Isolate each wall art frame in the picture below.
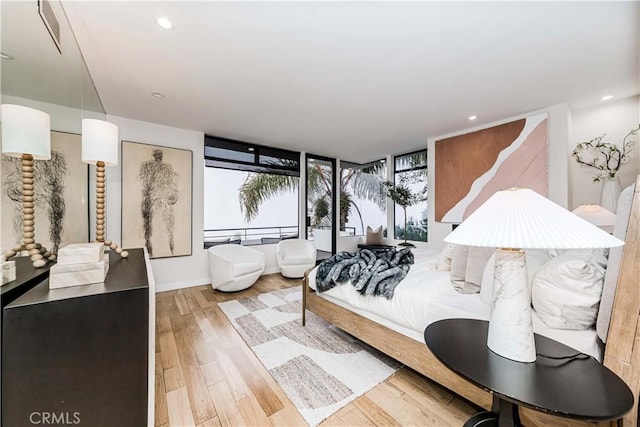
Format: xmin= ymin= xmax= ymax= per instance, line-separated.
xmin=2 ymin=130 xmax=89 ymax=254
xmin=434 ymin=113 xmax=549 ymax=223
xmin=121 ymin=140 xmax=193 ymax=259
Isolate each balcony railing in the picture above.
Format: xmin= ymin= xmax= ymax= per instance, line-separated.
xmin=204 ymin=225 xmax=299 ymax=244
xmin=203 ymin=225 xmax=357 ymax=248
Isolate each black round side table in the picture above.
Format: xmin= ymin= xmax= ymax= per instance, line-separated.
xmin=424 ymin=319 xmax=634 ymax=427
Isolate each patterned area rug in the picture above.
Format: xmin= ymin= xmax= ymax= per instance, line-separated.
xmin=218 ymin=286 xmax=400 ymax=426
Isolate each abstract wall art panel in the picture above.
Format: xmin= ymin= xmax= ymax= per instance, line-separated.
xmin=121 ymin=141 xmax=192 ymax=259
xmin=435 ymin=114 xmax=548 ymax=223
xmin=2 ymin=131 xmax=89 ymax=254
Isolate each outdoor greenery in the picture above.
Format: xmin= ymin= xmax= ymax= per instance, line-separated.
xmin=382 ymin=169 xmax=427 ymax=246
xmin=238 ymin=160 xmax=386 ymax=230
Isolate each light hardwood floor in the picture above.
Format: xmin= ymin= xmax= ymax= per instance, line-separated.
xmin=155 ymin=274 xmax=479 ymax=427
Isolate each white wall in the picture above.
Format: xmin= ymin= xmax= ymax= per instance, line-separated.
xmin=105 ymin=115 xmax=209 ymax=292
xmin=427 ymin=104 xmax=571 ymax=251
xmin=569 ymin=95 xmax=639 ymax=210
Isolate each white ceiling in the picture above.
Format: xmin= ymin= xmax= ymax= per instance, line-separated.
xmin=61 ymin=1 xmax=639 ymax=162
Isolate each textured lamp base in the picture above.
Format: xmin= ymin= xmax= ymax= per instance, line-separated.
xmin=3 ymin=155 xmax=56 ymax=268
xmin=95 ymin=161 xmax=128 ymax=258
xmin=487 ymin=249 xmax=536 ymax=363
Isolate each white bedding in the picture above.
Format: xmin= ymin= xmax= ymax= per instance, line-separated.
xmin=308 ymin=249 xmax=602 ymax=361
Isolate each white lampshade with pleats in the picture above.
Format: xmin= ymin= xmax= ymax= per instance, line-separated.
xmin=445 ymin=188 xmax=624 ymax=363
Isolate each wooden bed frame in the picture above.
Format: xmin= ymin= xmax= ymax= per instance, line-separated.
xmin=302 ymin=176 xmax=640 ymax=427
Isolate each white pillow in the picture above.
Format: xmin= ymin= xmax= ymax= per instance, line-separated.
xmin=532 ymin=252 xmax=607 ymax=330
xmin=479 ymin=249 xmax=551 ymax=305
xmin=436 ymin=243 xmax=455 ymax=271
xmin=450 ymin=246 xmax=493 ymax=294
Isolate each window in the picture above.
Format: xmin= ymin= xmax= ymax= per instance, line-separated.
xmin=394 ymin=150 xmax=427 ymax=242
xmin=204 ymin=135 xmax=300 ymax=246
xmin=340 ymin=159 xmax=387 ymax=236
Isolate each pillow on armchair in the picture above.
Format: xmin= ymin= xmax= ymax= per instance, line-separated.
xmin=365 ymin=226 xmax=384 ymax=245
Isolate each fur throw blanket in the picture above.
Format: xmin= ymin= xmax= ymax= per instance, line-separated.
xmin=316 ymin=248 xmax=414 ymax=299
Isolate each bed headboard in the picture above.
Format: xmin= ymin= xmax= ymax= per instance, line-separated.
xmin=603 ymin=175 xmax=640 ymax=426
xmin=597 ymin=183 xmax=637 ymax=342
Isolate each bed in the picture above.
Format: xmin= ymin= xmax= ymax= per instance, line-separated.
xmin=302 ymin=176 xmax=640 ymax=427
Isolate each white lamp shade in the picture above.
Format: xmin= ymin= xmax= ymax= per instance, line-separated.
xmin=572 ymin=204 xmax=616 ymax=228
xmin=82 ymin=119 xmax=118 ymax=166
xmin=445 ymin=188 xmax=624 ymax=249
xmin=1 ymin=104 xmax=51 ymax=159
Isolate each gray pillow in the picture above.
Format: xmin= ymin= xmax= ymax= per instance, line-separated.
xmin=365 ymin=226 xmax=384 ymax=245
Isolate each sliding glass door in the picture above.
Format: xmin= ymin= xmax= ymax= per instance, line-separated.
xmin=305 ymin=155 xmax=336 ymax=256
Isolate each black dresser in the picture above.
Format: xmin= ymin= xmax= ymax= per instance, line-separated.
xmin=2 ymin=248 xmax=152 ymax=427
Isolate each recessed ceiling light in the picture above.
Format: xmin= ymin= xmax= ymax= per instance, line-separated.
xmin=156 ymin=16 xmax=173 ymax=30
xmin=152 ymin=92 xmax=165 ymax=98
xmin=468 ymin=115 xmax=477 ymax=121
xmin=1 ymin=52 xmax=14 ymax=60
xmin=248 ymin=147 xmax=255 ymax=152
xmin=601 ymin=95 xmax=614 ymax=101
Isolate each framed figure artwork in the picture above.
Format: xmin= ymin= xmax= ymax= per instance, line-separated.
xmin=1 ymin=130 xmax=89 ymax=254
xmin=121 ymin=141 xmax=192 ymax=259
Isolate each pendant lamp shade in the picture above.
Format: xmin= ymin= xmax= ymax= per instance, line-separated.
xmin=82 ymin=119 xmax=118 ymax=166
xmin=444 ymin=188 xmax=624 ymax=249
xmin=1 ymin=104 xmax=51 ymax=159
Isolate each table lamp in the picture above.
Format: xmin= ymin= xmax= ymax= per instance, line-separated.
xmin=81 ymin=119 xmax=128 ymax=258
xmin=444 ymin=188 xmax=624 ymax=363
xmin=572 ymin=204 xmax=616 ymax=233
xmin=1 ymin=104 xmax=54 ymax=268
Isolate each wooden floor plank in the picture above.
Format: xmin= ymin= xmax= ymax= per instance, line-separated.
xmin=208 ymin=381 xmax=247 ymax=427
xmin=231 ymin=345 xmax=284 ymax=416
xmin=172 ymin=313 xmax=218 ymax=424
xmin=158 ymin=316 xmax=180 ymax=370
xmin=164 ymin=366 xmax=185 ymax=393
xmin=201 ymin=359 xmax=226 ymax=387
xmin=196 ymin=416 xmax=222 ymax=427
xmin=166 ymin=387 xmax=196 ymax=427
xmin=154 ymin=351 xmax=169 ymax=426
xmin=237 ymin=393 xmax=271 ymax=426
xmin=175 ymin=294 xmax=191 ymax=315
xmin=352 ymin=395 xmax=401 ymax=427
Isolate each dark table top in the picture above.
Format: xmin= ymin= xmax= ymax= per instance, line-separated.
xmin=5 ymin=249 xmax=148 ymax=309
xmin=424 ymin=319 xmax=634 ymax=422
xmin=1 ymin=256 xmax=53 ymax=307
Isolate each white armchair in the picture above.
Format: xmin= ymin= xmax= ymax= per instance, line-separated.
xmin=208 ymin=244 xmax=266 ymax=292
xmin=276 ymin=239 xmax=317 ymax=278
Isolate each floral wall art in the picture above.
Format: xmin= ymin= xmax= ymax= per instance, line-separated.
xmin=434 ymin=114 xmax=549 ymax=223
xmin=121 ymin=141 xmax=192 ymax=259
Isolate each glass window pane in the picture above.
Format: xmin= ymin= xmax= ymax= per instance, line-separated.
xmin=205 ymin=146 xmax=254 ymax=163
xmin=340 ymin=159 xmax=387 ymax=236
xmin=395 ymin=151 xmax=427 ymax=172
xmin=307 ymin=157 xmax=334 ymax=254
xmin=394 ymin=150 xmax=427 ymax=242
xmin=204 ymin=167 xmax=299 ymax=245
